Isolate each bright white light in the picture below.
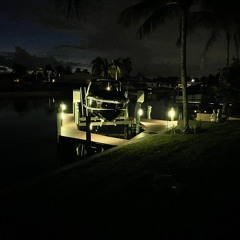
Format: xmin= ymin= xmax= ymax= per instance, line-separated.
xmin=191 ymin=78 xmax=195 ymax=82
xmin=106 ymin=82 xmax=111 ymax=91
xmin=168 ymin=107 xmax=175 ymax=121
xmin=60 ymin=103 xmax=67 ymax=111
xmin=138 ymin=108 xmax=143 ymax=116
xmin=61 ymin=112 xmax=64 ymax=120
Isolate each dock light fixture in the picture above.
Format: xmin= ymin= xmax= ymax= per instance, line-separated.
xmin=60 ymin=103 xmax=67 ymax=111
xmin=106 ymin=82 xmax=111 ymax=91
xmin=168 ymin=107 xmax=175 ymax=121
xmin=60 ymin=102 xmax=67 ymax=120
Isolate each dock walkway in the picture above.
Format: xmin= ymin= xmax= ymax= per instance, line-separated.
xmin=59 ymin=113 xmax=177 ymax=145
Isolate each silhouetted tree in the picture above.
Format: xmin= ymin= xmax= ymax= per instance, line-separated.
xmin=201 ymin=1 xmax=240 ymax=66
xmin=120 ymin=1 xmax=190 ymax=129
xmin=92 ymin=57 xmax=110 ymax=78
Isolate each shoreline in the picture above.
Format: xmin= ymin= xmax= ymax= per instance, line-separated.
xmin=0 ymin=90 xmax=64 ymax=98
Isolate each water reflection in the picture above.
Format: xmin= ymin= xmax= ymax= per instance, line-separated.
xmin=0 ymin=97 xmax=60 ymax=189
xmin=0 ymin=92 xmax=172 ymax=190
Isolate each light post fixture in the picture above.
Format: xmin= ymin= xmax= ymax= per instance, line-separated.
xmin=168 ymin=107 xmax=175 ymax=122
xmin=57 ymin=102 xmax=67 ymax=143
xmin=136 ymin=104 xmax=143 ymax=134
xmin=167 ymin=107 xmax=176 ymax=130
xmin=60 ymin=102 xmax=67 ymax=120
xmin=135 ymin=90 xmax=144 ymax=135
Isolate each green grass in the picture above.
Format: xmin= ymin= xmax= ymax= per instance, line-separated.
xmin=1 ymin=120 xmax=240 ymax=239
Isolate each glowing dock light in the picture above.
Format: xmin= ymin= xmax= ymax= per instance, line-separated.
xmin=168 ymin=107 xmax=175 ymax=121
xmin=60 ymin=102 xmax=67 ymax=120
xmin=106 ymin=82 xmax=111 ymax=91
xmin=60 ymin=103 xmax=67 ymax=111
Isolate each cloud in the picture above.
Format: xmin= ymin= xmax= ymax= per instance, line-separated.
xmin=54 ymin=43 xmax=96 ymax=51
xmin=1 ymin=0 xmax=227 ymax=77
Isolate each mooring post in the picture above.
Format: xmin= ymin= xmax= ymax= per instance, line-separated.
xmin=136 ymin=102 xmax=141 ymax=134
xmin=86 ymin=115 xmax=91 ymax=152
xmin=56 ymin=112 xmax=62 ymax=143
xmin=124 ymin=124 xmax=129 ymax=139
xmin=147 ymin=105 xmax=152 ymax=119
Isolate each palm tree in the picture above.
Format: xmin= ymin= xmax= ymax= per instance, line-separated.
xmin=110 ymin=58 xmax=122 ymax=80
xmin=92 ymin=57 xmax=110 ymax=78
xmin=200 ymin=1 xmax=240 ymax=66
xmin=121 ymin=57 xmax=133 ymax=79
xmin=92 ymin=57 xmax=104 ymax=77
xmin=53 ymin=0 xmax=80 ymax=19
xmin=118 ymin=0 xmax=202 ymax=130
xmin=66 ymin=0 xmax=80 ymax=19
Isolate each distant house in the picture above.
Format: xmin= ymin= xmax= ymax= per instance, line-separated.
xmin=56 ymin=72 xmax=93 ymax=85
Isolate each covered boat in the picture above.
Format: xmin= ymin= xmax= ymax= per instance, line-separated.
xmin=84 ymin=79 xmax=129 ymax=121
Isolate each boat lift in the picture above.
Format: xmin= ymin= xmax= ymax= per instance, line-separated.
xmin=73 ymin=88 xmax=132 ymax=147
xmin=73 ymin=87 xmax=145 ymax=138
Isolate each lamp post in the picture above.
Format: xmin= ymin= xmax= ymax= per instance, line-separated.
xmin=167 ymin=107 xmax=175 ymax=129
xmin=135 ymin=90 xmax=144 ymax=135
xmin=60 ymin=102 xmax=67 ymax=125
xmin=136 ymin=104 xmax=143 ymax=134
xmin=168 ymin=107 xmax=175 ymax=121
xmin=57 ymin=102 xmax=67 ymax=144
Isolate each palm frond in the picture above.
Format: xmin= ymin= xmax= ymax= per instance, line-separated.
xmin=136 ymin=4 xmax=180 ymax=38
xmin=187 ymin=11 xmax=215 ymax=30
xmin=65 ymin=0 xmax=81 ymax=20
xmin=203 ymin=30 xmax=221 ymax=57
xmin=73 ymin=0 xmax=80 ymax=19
xmin=118 ymin=0 xmax=164 ymax=27
xmin=233 ymin=32 xmax=240 ymax=58
xmin=66 ymin=0 xmax=72 ymax=19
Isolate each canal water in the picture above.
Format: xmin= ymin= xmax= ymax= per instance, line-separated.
xmin=0 ymin=91 xmax=174 ymax=190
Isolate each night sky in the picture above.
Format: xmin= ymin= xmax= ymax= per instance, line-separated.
xmin=0 ymin=0 xmax=229 ymax=77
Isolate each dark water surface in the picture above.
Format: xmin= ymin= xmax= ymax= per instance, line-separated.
xmin=0 ymin=92 xmax=173 ymax=190
xmin=0 ymin=96 xmax=66 ymax=189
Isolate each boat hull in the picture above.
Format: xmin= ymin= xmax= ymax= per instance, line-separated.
xmin=85 ymin=96 xmax=128 ymax=121
xmin=84 ymin=79 xmax=129 ymax=122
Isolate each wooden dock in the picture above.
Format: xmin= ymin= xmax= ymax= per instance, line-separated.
xmin=59 ymin=114 xmax=129 ymax=146
xmin=58 ymin=113 xmax=177 ymax=146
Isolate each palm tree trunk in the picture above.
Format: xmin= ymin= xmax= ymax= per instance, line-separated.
xmin=115 ymin=67 xmax=118 ymax=80
xmin=180 ymin=9 xmax=189 ymax=130
xmin=226 ymin=32 xmax=230 ymax=66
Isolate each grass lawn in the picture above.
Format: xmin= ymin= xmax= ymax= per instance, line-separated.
xmin=1 ymin=120 xmax=240 ymax=239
